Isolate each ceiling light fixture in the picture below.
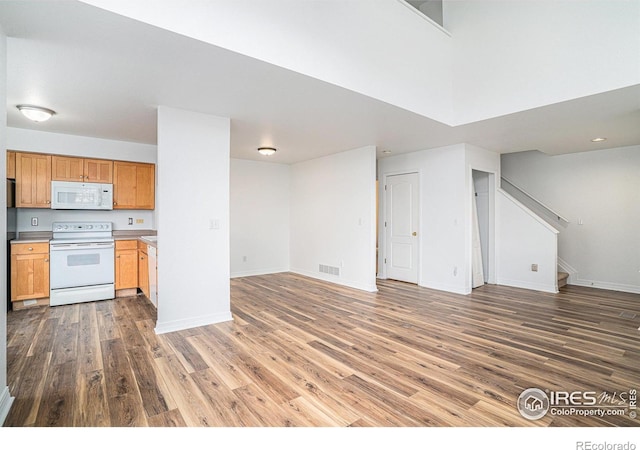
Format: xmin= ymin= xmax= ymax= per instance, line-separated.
xmin=591 ymin=137 xmax=607 ymax=142
xmin=382 ymin=150 xmax=392 ymax=154
xmin=257 ymin=147 xmax=276 ymax=156
xmin=17 ymin=105 xmax=56 ymax=122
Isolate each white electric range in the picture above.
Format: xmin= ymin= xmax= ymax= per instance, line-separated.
xmin=49 ymin=221 xmax=115 ymax=306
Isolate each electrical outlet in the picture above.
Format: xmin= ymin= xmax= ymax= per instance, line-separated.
xmin=31 ymin=217 xmax=38 ymax=226
xmin=128 ymin=217 xmax=133 ymax=225
xmin=136 ymin=218 xmax=144 ymax=224
xmin=531 ymin=264 xmax=538 ymax=272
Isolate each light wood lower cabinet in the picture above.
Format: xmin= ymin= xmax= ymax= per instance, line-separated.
xmin=115 ymin=240 xmax=138 ymax=290
xmin=138 ymin=242 xmax=150 ymax=300
xmin=11 ymin=242 xmax=50 ymax=304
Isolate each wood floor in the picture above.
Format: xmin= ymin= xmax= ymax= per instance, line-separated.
xmin=4 ymin=273 xmax=640 ymax=427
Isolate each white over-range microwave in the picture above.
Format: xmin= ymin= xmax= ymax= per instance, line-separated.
xmin=51 ymin=181 xmax=113 ymax=210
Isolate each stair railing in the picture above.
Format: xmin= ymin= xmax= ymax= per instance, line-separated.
xmin=501 ymin=176 xmax=570 ymax=224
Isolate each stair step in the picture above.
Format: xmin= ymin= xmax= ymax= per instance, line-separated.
xmin=557 ymin=271 xmax=569 ymax=288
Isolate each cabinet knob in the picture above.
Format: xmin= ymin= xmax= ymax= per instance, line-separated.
xmin=46 ymin=200 xmax=51 ymax=204
xmin=141 ymin=256 xmax=145 ymax=260
xmin=44 ymin=259 xmax=49 ymax=262
xmin=113 ymin=202 xmax=117 ymax=205
xmin=116 ymin=255 xmax=121 ymax=258
xmin=28 ymin=247 xmax=33 ymax=251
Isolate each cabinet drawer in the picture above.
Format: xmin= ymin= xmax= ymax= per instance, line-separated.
xmin=11 ymin=242 xmax=49 ymax=255
xmin=116 ymin=240 xmax=138 ymax=250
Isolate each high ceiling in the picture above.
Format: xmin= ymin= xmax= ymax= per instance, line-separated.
xmin=1 ymin=1 xmax=639 ymax=164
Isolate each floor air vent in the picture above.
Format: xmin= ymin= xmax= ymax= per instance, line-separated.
xmin=619 ymin=311 xmax=637 ymax=319
xmin=319 ymin=264 xmax=340 ymax=276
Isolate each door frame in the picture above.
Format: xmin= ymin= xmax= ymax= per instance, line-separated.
xmin=379 ymin=170 xmax=421 ymax=283
xmin=468 ymin=167 xmax=497 ymax=290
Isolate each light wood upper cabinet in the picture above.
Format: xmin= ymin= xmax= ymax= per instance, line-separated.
xmin=113 ymin=161 xmax=155 ymax=210
xmin=11 ymin=242 xmax=50 ymax=302
xmin=84 ymin=158 xmax=113 ymax=183
xmin=115 ymin=240 xmax=138 ymax=290
xmin=52 ymin=156 xmax=113 ymax=183
xmin=15 ymin=152 xmax=51 ymax=208
xmin=7 ymin=150 xmax=16 ymax=179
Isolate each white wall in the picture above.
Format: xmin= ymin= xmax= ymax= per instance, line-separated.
xmin=378 ymin=143 xmax=499 ymax=295
xmin=230 ymin=158 xmax=290 ymax=277
xmin=7 ymin=127 xmax=157 ymax=232
xmin=156 ymin=106 xmax=232 ymax=334
xmin=447 ymin=0 xmax=640 ymax=124
xmin=290 ymin=145 xmax=377 ymax=292
xmin=502 ymin=147 xmax=640 ymax=293
xmin=496 ymin=190 xmax=559 ymax=293
xmin=7 ymin=127 xmax=157 ymax=163
xmin=0 ymin=24 xmax=14 ymax=426
xmin=82 ymin=0 xmax=454 ymax=124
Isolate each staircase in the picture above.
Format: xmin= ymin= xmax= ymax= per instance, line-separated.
xmin=557 ymin=271 xmax=569 ymax=289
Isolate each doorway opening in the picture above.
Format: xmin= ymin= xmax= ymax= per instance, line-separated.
xmin=471 ymin=170 xmax=495 ymax=288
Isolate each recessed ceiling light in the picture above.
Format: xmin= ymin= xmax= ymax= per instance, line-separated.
xmin=257 ymin=147 xmax=276 ymax=156
xmin=17 ymin=104 xmax=56 ymax=122
xmin=591 ymin=137 xmax=607 ymax=142
xmin=382 ymin=150 xmax=392 ymax=154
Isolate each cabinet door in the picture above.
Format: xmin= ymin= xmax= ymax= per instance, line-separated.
xmin=11 ymin=253 xmax=50 ymax=301
xmin=51 ymin=156 xmax=84 ymax=182
xmin=113 ymin=161 xmax=155 ymax=210
xmin=15 ymin=152 xmax=52 ymax=208
xmin=138 ymin=250 xmax=149 ymax=299
xmin=84 ymin=158 xmax=113 ymax=183
xmin=135 ymin=163 xmax=155 ymax=210
xmin=116 ymin=249 xmax=138 ymax=289
xmin=6 ymin=150 xmax=16 ymax=179
xmin=113 ymin=162 xmax=138 ymax=209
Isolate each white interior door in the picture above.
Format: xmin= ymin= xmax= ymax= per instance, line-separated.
xmin=385 ymin=173 xmax=419 ymax=283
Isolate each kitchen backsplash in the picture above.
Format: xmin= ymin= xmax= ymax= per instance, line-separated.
xmin=15 ymin=208 xmax=155 ymax=232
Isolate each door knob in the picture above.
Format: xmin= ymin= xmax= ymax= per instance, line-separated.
xmin=412 ymin=232 xmax=417 ymax=236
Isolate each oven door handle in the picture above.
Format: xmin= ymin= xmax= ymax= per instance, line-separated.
xmin=50 ymin=243 xmax=115 ymax=251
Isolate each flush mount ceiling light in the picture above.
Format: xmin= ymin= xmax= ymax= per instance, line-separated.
xmin=17 ymin=105 xmax=56 ymax=122
xmin=257 ymin=147 xmax=277 ymax=156
xmin=591 ymin=137 xmax=607 ymax=142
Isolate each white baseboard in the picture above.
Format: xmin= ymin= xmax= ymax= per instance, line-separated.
xmin=290 ymin=268 xmax=378 ymax=293
xmin=154 ymin=311 xmax=233 ymax=335
xmin=420 ymin=280 xmax=470 ymax=295
xmin=569 ymin=278 xmax=640 ymax=295
xmin=0 ymin=386 xmax=14 ymax=426
xmin=496 ymin=277 xmax=558 ymax=294
xmin=230 ymin=267 xmax=289 ymax=279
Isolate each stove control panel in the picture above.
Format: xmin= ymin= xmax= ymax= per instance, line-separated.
xmin=52 ymin=222 xmax=113 ymax=233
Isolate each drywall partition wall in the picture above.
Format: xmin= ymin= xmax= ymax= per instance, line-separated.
xmin=290 ymin=145 xmax=377 ymax=292
xmin=502 ymin=147 xmax=640 ymax=293
xmin=378 ymin=144 xmax=468 ymax=294
xmin=447 ymin=0 xmax=640 ymax=124
xmin=230 ymin=158 xmax=290 ymax=277
xmin=0 ymin=25 xmax=14 ymax=426
xmin=156 ymin=106 xmax=232 ymax=333
xmin=7 ymin=127 xmax=157 ymax=232
xmin=496 ymin=190 xmax=558 ymax=293
xmin=82 ymin=0 xmax=454 ymax=124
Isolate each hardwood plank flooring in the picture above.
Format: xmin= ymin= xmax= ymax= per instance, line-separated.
xmin=4 ymin=273 xmax=640 ymax=427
